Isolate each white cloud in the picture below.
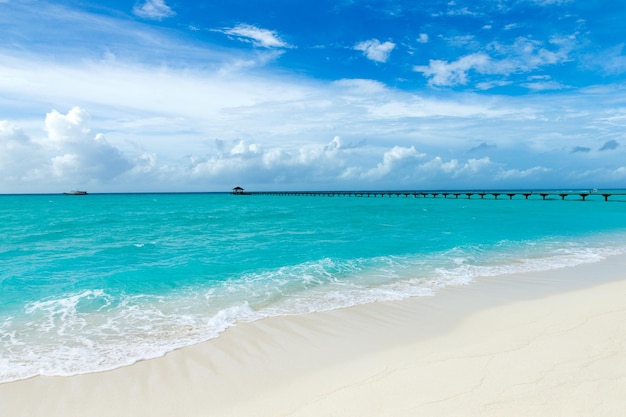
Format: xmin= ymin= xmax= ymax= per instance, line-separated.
xmin=446 ymin=6 xmax=479 ymax=16
xmin=507 ymin=36 xmax=574 ymax=68
xmin=531 ymin=0 xmax=573 ymax=5
xmin=0 ymin=108 xmax=133 ymax=190
xmin=43 ymin=107 xmax=92 ymax=148
xmin=475 ymin=80 xmax=513 ymax=90
xmin=363 ymin=146 xmax=424 ymax=180
xmin=43 ymin=108 xmax=132 ymax=181
xmin=332 ymin=78 xmax=388 ymax=94
xmin=419 ymin=156 xmax=460 ymax=174
xmin=420 ymin=157 xmax=497 ymax=179
xmin=2 ymin=98 xmax=624 ymax=192
xmin=133 ymin=0 xmax=175 ymax=21
xmin=354 ymin=39 xmax=396 ymax=63
xmin=412 ymin=157 xmax=553 ymax=186
xmin=0 ymin=28 xmax=625 ymax=192
xmin=3 ymin=0 xmax=626 ymax=193
xmin=230 ymin=140 xmax=262 ymax=157
xmin=497 ymin=166 xmax=551 ymax=180
xmin=222 ymin=24 xmax=291 ymax=48
xmin=1 ymin=50 xmax=614 ymax=191
xmin=0 ymin=121 xmax=28 ymax=143
xmin=0 ymin=121 xmax=46 ymax=182
xmin=414 ymin=36 xmax=575 ymax=87
xmin=460 ymin=157 xmax=494 ymax=174
xmin=587 ymin=44 xmax=626 ymax=75
xmin=178 ymin=136 xmax=356 ymax=187
xmin=414 ymin=53 xmax=492 ymax=86
xmin=522 ymin=80 xmax=566 ymax=91
xmin=445 ymin=35 xmax=478 ymax=48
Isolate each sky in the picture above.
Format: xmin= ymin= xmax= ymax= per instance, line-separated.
xmin=1 ymin=0 xmax=626 ymax=193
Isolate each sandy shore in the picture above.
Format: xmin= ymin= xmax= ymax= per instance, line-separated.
xmin=2 ymin=255 xmax=626 ymax=417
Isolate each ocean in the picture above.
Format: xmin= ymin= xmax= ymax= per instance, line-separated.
xmin=2 ymin=191 xmax=626 ymax=383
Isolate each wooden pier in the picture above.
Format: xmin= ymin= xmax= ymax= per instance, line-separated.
xmin=245 ymin=190 xmax=626 ymax=202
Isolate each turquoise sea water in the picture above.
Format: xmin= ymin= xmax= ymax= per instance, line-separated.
xmin=1 ymin=191 xmax=626 ymax=382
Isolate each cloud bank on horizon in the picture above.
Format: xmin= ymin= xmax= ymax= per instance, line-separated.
xmin=1 ymin=0 xmax=626 ymax=193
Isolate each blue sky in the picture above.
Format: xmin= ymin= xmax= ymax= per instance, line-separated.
xmin=1 ymin=0 xmax=625 ymax=192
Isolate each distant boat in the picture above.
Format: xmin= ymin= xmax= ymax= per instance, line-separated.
xmin=63 ymin=190 xmax=88 ymax=195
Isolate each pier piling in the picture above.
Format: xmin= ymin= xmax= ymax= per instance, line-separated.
xmin=248 ymin=190 xmax=625 ymax=202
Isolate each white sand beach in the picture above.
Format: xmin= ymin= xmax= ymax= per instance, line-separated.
xmin=2 ymin=254 xmax=626 ymax=417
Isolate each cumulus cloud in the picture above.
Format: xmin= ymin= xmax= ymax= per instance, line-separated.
xmin=230 ymin=139 xmax=262 ymax=157
xmin=167 ymin=137 xmax=525 ymax=191
xmin=456 ymin=157 xmax=494 ymax=176
xmin=180 ymin=136 xmax=356 ymax=187
xmin=362 ymin=145 xmax=424 ymax=180
xmin=43 ymin=108 xmax=133 ymax=181
xmin=354 ymin=39 xmax=396 ymax=63
xmin=133 ymin=0 xmax=175 ymax=21
xmin=0 ymin=108 xmax=133 ymax=191
xmin=2 ymin=106 xmax=615 ymax=192
xmin=221 ymin=24 xmax=291 ymax=48
xmin=0 ymin=121 xmax=46 ymax=182
xmin=496 ymin=166 xmax=551 ymax=180
xmin=0 ymin=121 xmax=29 ymax=144
xmin=44 ymin=107 xmax=93 ymax=148
xmin=417 ymin=33 xmax=429 ymax=43
xmin=418 ymin=156 xmax=460 ymax=175
xmin=2 ymin=45 xmax=625 ymax=192
xmin=408 ymin=156 xmax=553 ymax=187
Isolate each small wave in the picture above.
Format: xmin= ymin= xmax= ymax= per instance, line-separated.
xmin=2 ymin=233 xmax=626 ymax=383
xmin=0 ymin=290 xmax=261 ymax=383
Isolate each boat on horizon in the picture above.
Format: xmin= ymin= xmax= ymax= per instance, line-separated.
xmin=63 ymin=190 xmax=88 ymax=195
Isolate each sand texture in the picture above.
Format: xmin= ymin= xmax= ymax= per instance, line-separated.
xmin=2 ymin=255 xmax=626 ymax=416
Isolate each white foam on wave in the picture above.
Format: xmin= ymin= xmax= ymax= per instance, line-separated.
xmin=256 ymin=233 xmax=626 ymax=316
xmin=3 ymin=232 xmax=626 ymax=383
xmin=0 ymin=288 xmax=261 ymax=383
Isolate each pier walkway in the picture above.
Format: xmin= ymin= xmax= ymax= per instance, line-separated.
xmin=245 ymin=190 xmax=626 ymax=202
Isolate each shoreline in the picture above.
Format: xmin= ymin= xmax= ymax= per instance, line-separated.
xmin=2 ymin=254 xmax=626 ymax=416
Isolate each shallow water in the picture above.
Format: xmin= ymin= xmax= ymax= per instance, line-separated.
xmin=2 ymin=191 xmax=626 ymax=382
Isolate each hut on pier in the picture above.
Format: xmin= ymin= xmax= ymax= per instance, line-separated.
xmin=232 ymin=186 xmax=245 ymax=195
